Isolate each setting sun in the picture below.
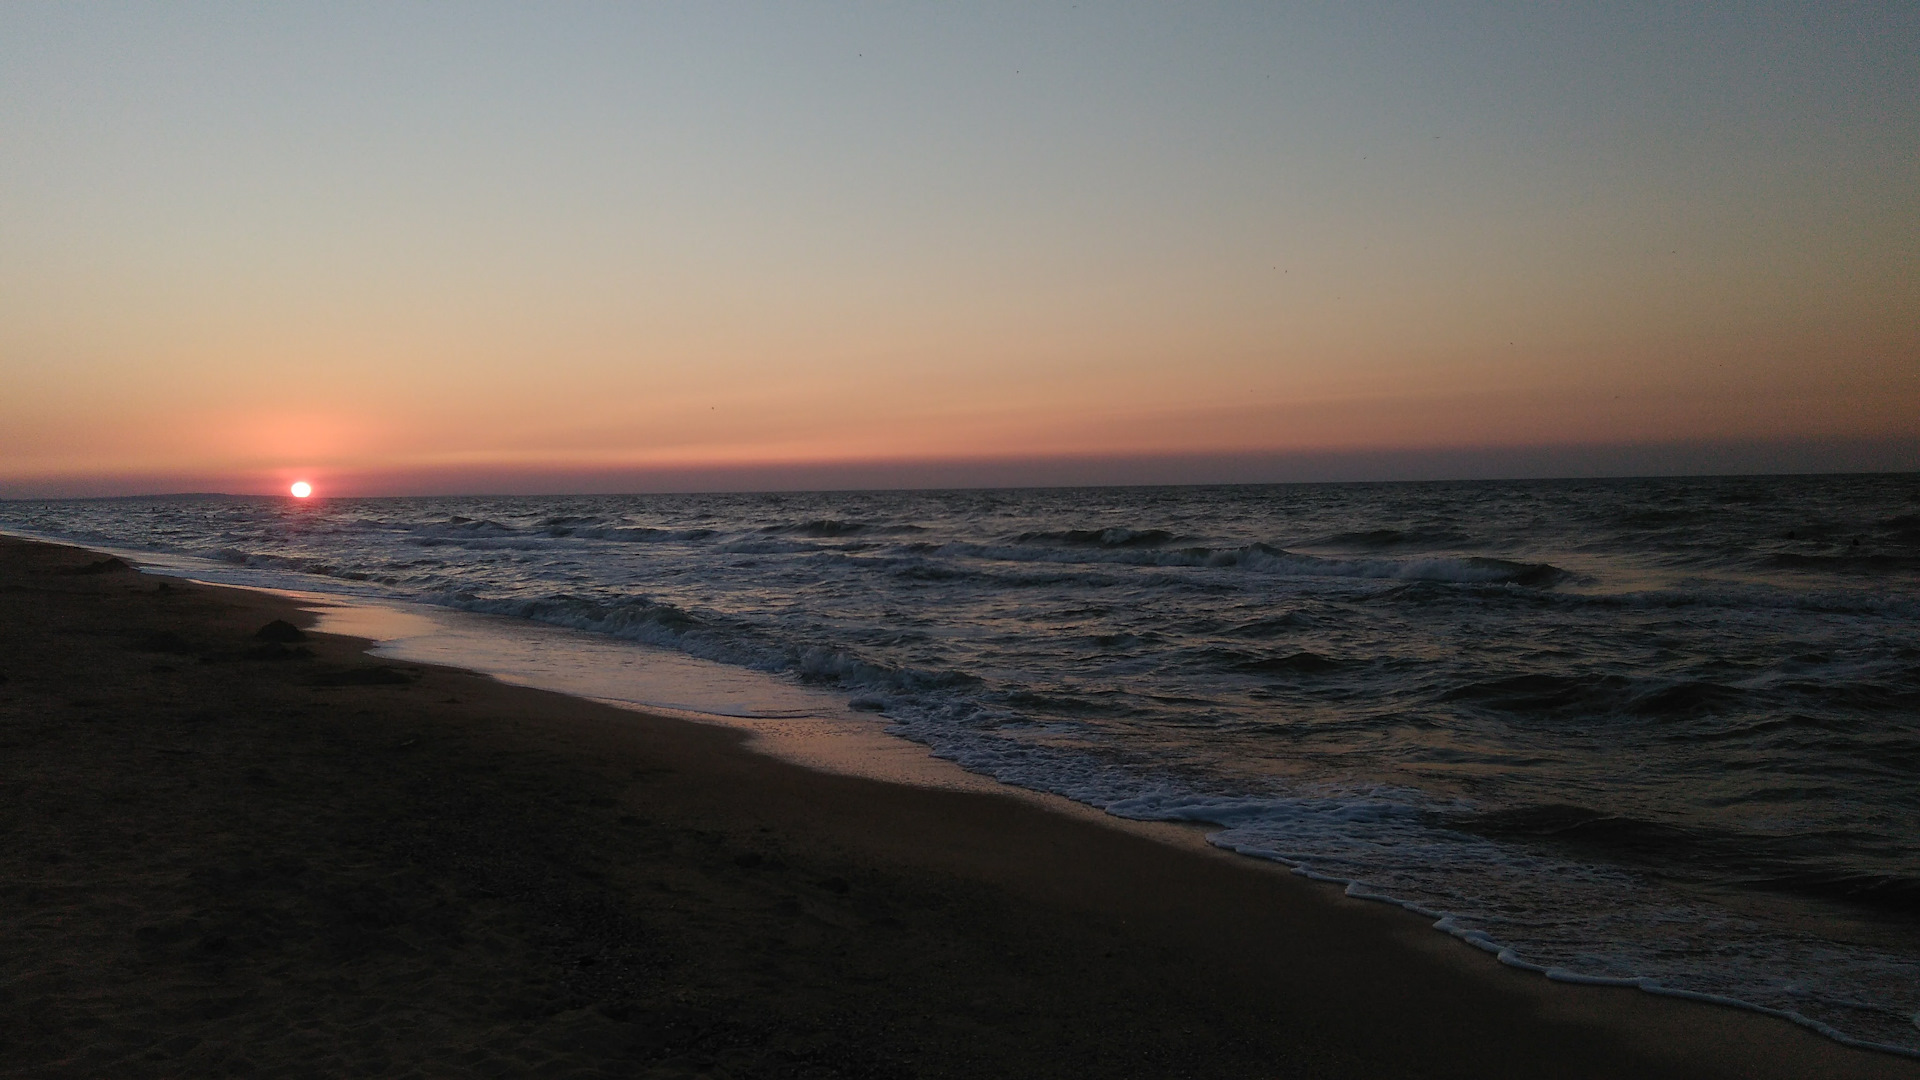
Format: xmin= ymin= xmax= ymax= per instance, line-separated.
xmin=290 ymin=481 xmax=312 ymax=498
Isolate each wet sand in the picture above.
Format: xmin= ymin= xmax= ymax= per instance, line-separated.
xmin=2 ymin=534 xmax=1913 ymax=1079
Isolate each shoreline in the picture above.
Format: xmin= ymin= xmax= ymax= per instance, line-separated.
xmin=2 ymin=533 xmax=1913 ymax=1078
xmin=18 ymin=523 xmax=1920 ymax=1058
xmin=253 ymin=575 xmax=1920 ymax=1060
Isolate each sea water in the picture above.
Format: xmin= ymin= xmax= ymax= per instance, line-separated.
xmin=5 ymin=475 xmax=1917 ymax=1052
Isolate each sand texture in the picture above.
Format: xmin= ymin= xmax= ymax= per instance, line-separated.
xmin=1 ymin=535 xmax=1913 ymax=1079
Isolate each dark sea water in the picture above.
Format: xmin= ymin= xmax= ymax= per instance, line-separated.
xmin=6 ymin=474 xmax=1919 ymax=1051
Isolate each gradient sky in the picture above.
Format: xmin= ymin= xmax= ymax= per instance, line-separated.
xmin=3 ymin=2 xmax=1916 ymax=495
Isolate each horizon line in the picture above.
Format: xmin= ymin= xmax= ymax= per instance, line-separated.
xmin=7 ymin=468 xmax=1918 ymax=504
xmin=4 ymin=434 xmax=1915 ymax=500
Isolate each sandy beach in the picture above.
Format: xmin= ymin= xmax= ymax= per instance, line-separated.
xmin=1 ymin=533 xmax=1913 ymax=1079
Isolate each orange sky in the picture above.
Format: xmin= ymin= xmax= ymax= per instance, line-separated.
xmin=3 ymin=5 xmax=1915 ymax=496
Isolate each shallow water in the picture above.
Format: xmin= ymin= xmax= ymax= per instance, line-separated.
xmin=6 ymin=475 xmax=1918 ymax=1051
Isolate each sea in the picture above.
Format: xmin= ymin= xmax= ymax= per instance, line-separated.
xmin=5 ymin=474 xmax=1917 ymax=1053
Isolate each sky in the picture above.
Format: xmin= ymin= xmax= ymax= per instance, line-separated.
xmin=2 ymin=2 xmax=1916 ymax=497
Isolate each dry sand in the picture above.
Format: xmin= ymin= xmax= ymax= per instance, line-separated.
xmin=2 ymin=534 xmax=1914 ymax=1079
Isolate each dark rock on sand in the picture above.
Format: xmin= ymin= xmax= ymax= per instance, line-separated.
xmin=254 ymin=619 xmax=307 ymax=642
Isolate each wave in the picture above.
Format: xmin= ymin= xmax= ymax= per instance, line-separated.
xmin=1232 ymin=650 xmax=1350 ymax=674
xmin=437 ymin=516 xmax=515 ymax=533
xmin=1455 ymin=804 xmax=1920 ymax=919
xmin=1767 ymin=551 xmax=1920 ymax=573
xmin=1456 ymin=803 xmax=1698 ymax=854
xmin=1440 ymin=673 xmax=1611 ymax=712
xmin=1313 ymin=526 xmax=1473 ymax=549
xmin=1012 ymin=527 xmax=1181 ymax=548
xmin=950 ymin=540 xmax=1572 ymax=586
xmin=1384 ymin=580 xmax=1920 ymax=621
xmin=1227 ymin=612 xmax=1317 ymax=637
xmin=763 ymin=518 xmax=868 ymax=537
xmin=574 ymin=525 xmax=714 ymax=543
xmin=411 ymin=518 xmax=724 ymax=545
xmin=890 ymin=556 xmax=1226 ymax=592
xmin=438 ymin=590 xmax=981 ymax=697
xmin=207 ymin=547 xmax=387 ymax=583
xmin=1629 ymin=681 xmax=1747 ymax=715
xmin=760 ymin=519 xmax=927 ymax=538
xmin=1439 ymin=674 xmax=1752 ymax=718
xmin=1741 ymin=871 xmax=1920 ymax=916
xmin=556 ymin=525 xmax=661 ymax=541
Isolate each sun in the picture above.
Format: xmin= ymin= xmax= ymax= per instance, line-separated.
xmin=290 ymin=481 xmax=313 ymax=498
